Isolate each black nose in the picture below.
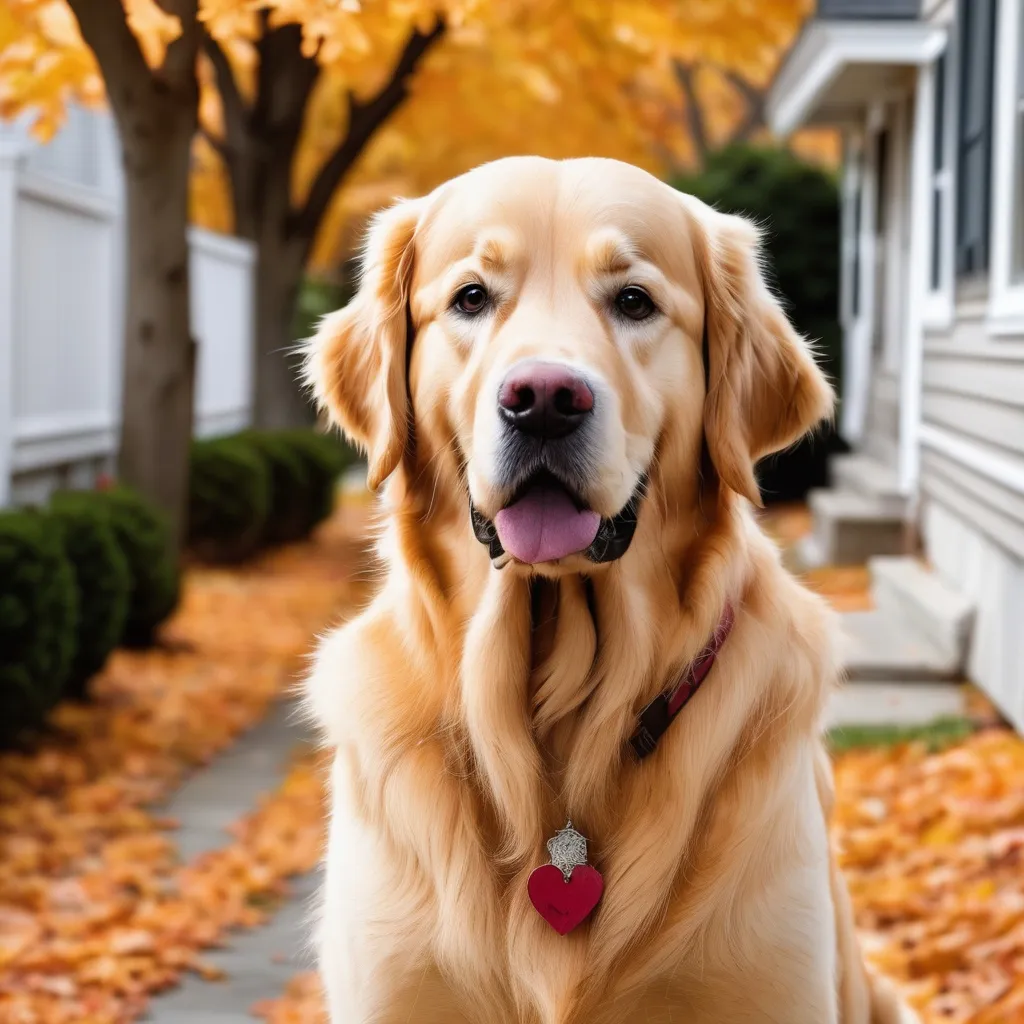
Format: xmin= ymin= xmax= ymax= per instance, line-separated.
xmin=498 ymin=361 xmax=594 ymax=440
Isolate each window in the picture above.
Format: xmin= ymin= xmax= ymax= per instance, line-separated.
xmin=955 ymin=0 xmax=996 ymax=277
xmin=872 ymin=127 xmax=890 ymax=354
xmin=930 ymin=52 xmax=950 ymax=292
xmin=988 ymin=0 xmax=1024 ymax=327
xmin=1011 ymin=10 xmax=1024 ymax=280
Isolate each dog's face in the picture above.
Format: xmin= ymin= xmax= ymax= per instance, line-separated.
xmin=308 ymin=157 xmax=831 ymax=571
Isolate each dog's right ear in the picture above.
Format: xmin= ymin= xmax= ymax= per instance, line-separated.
xmin=305 ymin=199 xmax=421 ymax=491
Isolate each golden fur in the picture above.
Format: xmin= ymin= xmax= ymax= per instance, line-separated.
xmin=304 ymin=156 xmax=903 ymax=1023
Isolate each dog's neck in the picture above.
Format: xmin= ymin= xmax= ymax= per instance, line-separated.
xmin=382 ymin=463 xmax=750 ymax=862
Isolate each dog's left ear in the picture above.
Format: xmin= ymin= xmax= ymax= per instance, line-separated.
xmin=304 ymin=199 xmax=421 ymax=490
xmin=688 ymin=200 xmax=834 ymax=505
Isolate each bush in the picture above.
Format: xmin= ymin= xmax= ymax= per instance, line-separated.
xmin=279 ymin=429 xmax=352 ymax=532
xmin=0 ymin=509 xmax=78 ymax=743
xmin=98 ymin=486 xmax=179 ymax=646
xmin=672 ymin=145 xmax=849 ymax=502
xmin=183 ymin=428 xmax=355 ymax=563
xmin=239 ymin=430 xmax=313 ymax=544
xmin=49 ymin=492 xmax=131 ymax=697
xmin=188 ymin=436 xmax=272 ymax=562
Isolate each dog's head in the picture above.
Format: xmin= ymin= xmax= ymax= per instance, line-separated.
xmin=307 ymin=157 xmax=832 ymax=572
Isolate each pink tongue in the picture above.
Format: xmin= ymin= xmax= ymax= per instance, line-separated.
xmin=494 ymin=482 xmax=600 ymax=564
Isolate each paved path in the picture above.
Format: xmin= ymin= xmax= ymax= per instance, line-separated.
xmin=145 ymin=702 xmax=318 ymax=1024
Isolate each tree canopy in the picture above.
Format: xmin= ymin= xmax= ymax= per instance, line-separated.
xmin=1 ymin=0 xmax=835 ymax=271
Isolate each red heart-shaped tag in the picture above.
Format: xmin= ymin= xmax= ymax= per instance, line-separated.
xmin=527 ymin=863 xmax=604 ymax=935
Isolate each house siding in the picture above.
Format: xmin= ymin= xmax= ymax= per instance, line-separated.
xmin=924 ymin=499 xmax=1024 ymax=731
xmin=920 ymin=301 xmax=1024 ymax=730
xmin=920 ymin=295 xmax=1024 ymax=538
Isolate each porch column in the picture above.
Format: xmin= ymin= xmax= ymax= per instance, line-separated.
xmin=898 ymin=60 xmax=937 ymax=498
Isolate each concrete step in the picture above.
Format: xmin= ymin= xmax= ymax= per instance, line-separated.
xmin=841 ymin=608 xmax=962 ymax=681
xmin=829 ymin=452 xmax=907 ymax=515
xmin=809 ymin=488 xmax=908 ymax=565
xmin=825 ymin=680 xmax=967 ymax=728
xmin=869 ymin=556 xmax=974 ymax=669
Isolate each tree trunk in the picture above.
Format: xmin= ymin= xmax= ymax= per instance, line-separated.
xmin=118 ymin=110 xmax=197 ymax=547
xmin=205 ymin=20 xmax=444 ymax=429
xmin=68 ymin=0 xmax=199 ymax=554
xmin=252 ymin=234 xmax=310 ymax=428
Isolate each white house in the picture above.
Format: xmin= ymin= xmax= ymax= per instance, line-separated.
xmin=768 ymin=0 xmax=1024 ymax=728
xmin=0 ymin=107 xmax=256 ymax=507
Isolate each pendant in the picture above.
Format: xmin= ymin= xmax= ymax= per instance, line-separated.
xmin=527 ymin=820 xmax=604 ymax=935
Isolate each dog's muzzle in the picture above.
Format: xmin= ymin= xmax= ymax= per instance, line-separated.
xmin=469 ymin=477 xmax=645 ymax=567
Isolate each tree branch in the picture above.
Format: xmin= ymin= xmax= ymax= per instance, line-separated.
xmin=672 ymin=59 xmax=709 ymax=163
xmin=199 ymin=127 xmax=228 ymax=159
xmin=722 ymin=69 xmax=767 ymax=142
xmin=68 ymin=0 xmax=199 ymax=134
xmin=202 ymin=31 xmax=250 ymax=151
xmin=291 ymin=18 xmax=446 ymax=244
xmin=66 ymin=0 xmax=153 ymax=105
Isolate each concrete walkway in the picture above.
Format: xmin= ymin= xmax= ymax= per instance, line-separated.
xmin=145 ymin=702 xmax=319 ymax=1024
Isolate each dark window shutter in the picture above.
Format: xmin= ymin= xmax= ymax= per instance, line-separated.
xmin=955 ymin=0 xmax=997 ymax=276
xmin=931 ymin=52 xmax=947 ymax=291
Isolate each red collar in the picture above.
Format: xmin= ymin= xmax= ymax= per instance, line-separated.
xmin=629 ymin=604 xmax=735 ymax=760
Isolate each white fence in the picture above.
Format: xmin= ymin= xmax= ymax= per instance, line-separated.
xmin=0 ymin=107 xmax=255 ymax=507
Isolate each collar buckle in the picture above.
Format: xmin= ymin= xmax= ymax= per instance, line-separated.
xmin=630 ymin=693 xmax=670 ymax=761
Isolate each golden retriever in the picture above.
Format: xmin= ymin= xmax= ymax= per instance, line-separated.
xmin=304 ymin=156 xmax=903 ymax=1023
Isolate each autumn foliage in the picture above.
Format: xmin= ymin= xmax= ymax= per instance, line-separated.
xmin=0 ymin=0 xmax=834 ymax=269
xmin=0 ymin=511 xmax=370 ymax=1023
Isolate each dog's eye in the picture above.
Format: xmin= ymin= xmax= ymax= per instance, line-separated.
xmin=453 ymin=284 xmax=489 ymax=316
xmin=615 ymin=286 xmax=656 ymax=321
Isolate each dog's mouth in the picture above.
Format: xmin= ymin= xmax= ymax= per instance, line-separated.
xmin=470 ymin=470 xmax=645 ymax=567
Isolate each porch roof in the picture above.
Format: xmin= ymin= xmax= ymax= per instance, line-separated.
xmin=767 ymin=18 xmax=947 ymax=136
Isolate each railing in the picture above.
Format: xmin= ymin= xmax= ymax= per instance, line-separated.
xmin=0 ymin=108 xmax=255 ymax=506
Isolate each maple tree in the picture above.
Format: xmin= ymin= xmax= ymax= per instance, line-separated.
xmin=0 ymin=0 xmax=823 ymax=474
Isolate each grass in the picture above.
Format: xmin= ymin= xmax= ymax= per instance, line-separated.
xmin=827 ymin=715 xmax=978 ymax=755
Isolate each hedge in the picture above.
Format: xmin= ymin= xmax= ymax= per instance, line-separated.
xmin=188 ymin=436 xmax=272 ymax=563
xmin=50 ymin=491 xmax=131 ymax=697
xmin=186 ymin=429 xmax=354 ymax=562
xmin=98 ymin=486 xmax=179 ymax=646
xmin=672 ymin=144 xmax=849 ymax=502
xmin=238 ymin=431 xmax=313 ymax=544
xmin=0 ymin=509 xmax=78 ymax=743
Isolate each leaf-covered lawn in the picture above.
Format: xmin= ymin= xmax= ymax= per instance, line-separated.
xmin=0 ymin=511 xmax=368 ymax=1024
xmin=835 ymin=727 xmax=1024 ymax=1023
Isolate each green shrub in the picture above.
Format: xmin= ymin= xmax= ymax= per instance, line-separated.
xmin=188 ymin=435 xmax=272 ymax=562
xmin=293 ymin=274 xmax=354 ymax=344
xmin=49 ymin=491 xmax=131 ymax=697
xmin=672 ymin=144 xmax=848 ymax=502
xmin=0 ymin=509 xmax=78 ymax=743
xmin=98 ymin=486 xmax=179 ymax=646
xmin=239 ymin=430 xmax=313 ymax=544
xmin=279 ymin=429 xmax=353 ymax=532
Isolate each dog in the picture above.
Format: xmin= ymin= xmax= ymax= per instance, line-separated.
xmin=304 ymin=156 xmax=902 ymax=1023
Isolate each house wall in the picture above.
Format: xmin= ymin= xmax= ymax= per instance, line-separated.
xmin=919 ymin=302 xmax=1024 ymax=728
xmin=914 ymin=0 xmax=1024 ymax=730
